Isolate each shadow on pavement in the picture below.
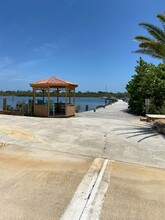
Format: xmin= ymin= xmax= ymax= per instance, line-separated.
xmin=113 ymin=124 xmax=164 ymax=143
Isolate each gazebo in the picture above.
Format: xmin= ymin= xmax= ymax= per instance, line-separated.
xmin=30 ymin=76 xmax=78 ymax=117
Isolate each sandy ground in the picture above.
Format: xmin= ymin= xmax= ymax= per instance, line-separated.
xmin=0 ymin=100 xmax=165 ymax=219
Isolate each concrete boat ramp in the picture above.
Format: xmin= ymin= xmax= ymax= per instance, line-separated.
xmin=0 ymin=100 xmax=165 ymax=219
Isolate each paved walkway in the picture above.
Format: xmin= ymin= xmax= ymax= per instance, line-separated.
xmin=0 ymin=100 xmax=165 ymax=219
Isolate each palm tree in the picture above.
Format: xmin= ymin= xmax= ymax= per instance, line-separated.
xmin=134 ymin=13 xmax=165 ymax=62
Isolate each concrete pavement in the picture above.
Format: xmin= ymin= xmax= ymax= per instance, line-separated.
xmin=0 ymin=100 xmax=165 ymax=219
xmin=0 ymin=100 xmax=164 ymax=168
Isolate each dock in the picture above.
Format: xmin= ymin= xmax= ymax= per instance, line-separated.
xmin=146 ymin=114 xmax=165 ymax=121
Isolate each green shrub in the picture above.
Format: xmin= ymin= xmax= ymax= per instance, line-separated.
xmin=126 ymin=58 xmax=165 ymax=115
xmin=76 ymin=105 xmax=81 ymax=113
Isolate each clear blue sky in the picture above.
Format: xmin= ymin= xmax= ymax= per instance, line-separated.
xmin=0 ymin=0 xmax=164 ymax=92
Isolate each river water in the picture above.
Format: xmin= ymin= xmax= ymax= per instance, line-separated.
xmin=0 ymin=96 xmax=106 ymax=112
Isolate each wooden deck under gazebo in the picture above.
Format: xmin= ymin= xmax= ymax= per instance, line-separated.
xmin=30 ymin=76 xmax=78 ymax=117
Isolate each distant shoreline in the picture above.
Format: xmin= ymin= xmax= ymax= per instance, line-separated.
xmin=0 ymin=91 xmax=128 ymax=99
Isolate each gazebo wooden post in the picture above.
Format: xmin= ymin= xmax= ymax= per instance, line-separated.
xmin=73 ymin=89 xmax=76 ymax=105
xmin=57 ymin=88 xmax=59 ymax=104
xmin=48 ymin=87 xmax=50 ymax=117
xmin=33 ymin=87 xmax=36 ymax=116
xmin=69 ymin=90 xmax=71 ymax=104
xmin=65 ymin=87 xmax=68 ymax=115
xmin=42 ymin=89 xmax=45 ymax=103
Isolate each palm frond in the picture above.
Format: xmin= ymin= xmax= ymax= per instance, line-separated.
xmin=134 ymin=36 xmax=154 ymax=42
xmin=134 ymin=49 xmax=161 ymax=59
xmin=137 ymin=41 xmax=165 ymax=59
xmin=139 ymin=22 xmax=165 ymax=43
xmin=157 ymin=13 xmax=165 ymax=30
xmin=134 ymin=12 xmax=165 ymax=61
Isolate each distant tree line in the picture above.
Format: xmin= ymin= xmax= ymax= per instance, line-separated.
xmin=0 ymin=90 xmax=128 ymax=99
xmin=0 ymin=90 xmax=33 ymax=97
xmin=75 ymin=91 xmax=128 ymax=99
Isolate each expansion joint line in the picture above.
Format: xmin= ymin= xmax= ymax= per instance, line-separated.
xmin=78 ymin=166 xmax=102 ymax=220
xmin=60 ymin=158 xmax=111 ymax=220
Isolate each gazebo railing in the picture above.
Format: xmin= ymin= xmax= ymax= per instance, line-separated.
xmin=34 ymin=100 xmax=75 ymax=117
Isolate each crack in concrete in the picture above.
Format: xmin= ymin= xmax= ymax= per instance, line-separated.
xmin=103 ymin=133 xmax=108 ymax=153
xmin=0 ymin=142 xmax=7 ymax=148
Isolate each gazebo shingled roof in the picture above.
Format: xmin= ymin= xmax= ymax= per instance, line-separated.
xmin=30 ymin=76 xmax=78 ymax=88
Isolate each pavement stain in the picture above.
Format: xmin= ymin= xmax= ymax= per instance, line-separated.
xmin=101 ymin=162 xmax=165 ymax=220
xmin=10 ymin=129 xmax=34 ymax=140
xmin=0 ymin=153 xmax=92 ymax=172
xmin=112 ymin=162 xmax=165 ymax=181
xmin=0 ymin=125 xmax=34 ymax=140
xmin=0 ymin=160 xmax=88 ymax=220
